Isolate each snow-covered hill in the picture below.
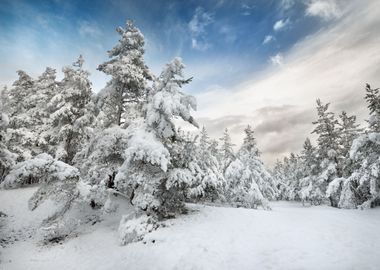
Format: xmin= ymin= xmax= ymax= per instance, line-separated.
xmin=1 ymin=187 xmax=380 ymax=270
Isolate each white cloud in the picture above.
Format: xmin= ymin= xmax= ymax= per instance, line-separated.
xmin=269 ymin=53 xmax=284 ymax=66
xmin=195 ymin=0 xmax=380 ymax=165
xmin=273 ymin=19 xmax=290 ymax=31
xmin=219 ymin=25 xmax=237 ymax=44
xmin=263 ymin=35 xmax=275 ymax=45
xmin=306 ymin=0 xmax=341 ymax=20
xmin=188 ymin=7 xmax=214 ymax=51
xmin=281 ymin=0 xmax=295 ymax=10
xmin=78 ymin=21 xmax=102 ymax=38
xmin=241 ymin=3 xmax=255 ymax=16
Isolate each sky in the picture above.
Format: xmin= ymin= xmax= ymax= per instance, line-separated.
xmin=1 ymin=0 xmax=380 ymax=166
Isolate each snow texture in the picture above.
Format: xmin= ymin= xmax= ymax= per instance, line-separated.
xmin=1 ymin=188 xmax=380 ymax=270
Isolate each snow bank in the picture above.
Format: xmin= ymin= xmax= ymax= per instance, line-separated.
xmin=2 ymin=198 xmax=380 ymax=270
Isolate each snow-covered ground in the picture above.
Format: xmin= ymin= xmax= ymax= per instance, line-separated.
xmin=1 ymin=187 xmax=380 ymax=270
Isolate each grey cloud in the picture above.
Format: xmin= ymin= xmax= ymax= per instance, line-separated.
xmin=197 ymin=105 xmax=317 ymax=166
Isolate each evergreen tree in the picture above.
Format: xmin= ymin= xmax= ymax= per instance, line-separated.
xmin=115 ymin=57 xmax=199 ymax=222
xmin=311 ymin=99 xmax=340 ymax=206
xmin=0 ymin=87 xmax=16 ymax=181
xmin=219 ymin=128 xmax=235 ymax=172
xmin=192 ymin=127 xmax=225 ymax=202
xmin=75 ymin=126 xmax=130 ymax=207
xmin=328 ymin=84 xmax=380 ymax=209
xmin=5 ymin=70 xmax=37 ymax=161
xmin=47 ymin=56 xmax=95 ymax=164
xmin=97 ymin=20 xmax=152 ymax=128
xmin=31 ymin=67 xmax=59 ymax=153
xmin=337 ymin=111 xmax=362 ymax=177
xmin=298 ymin=138 xmax=324 ymax=205
xmin=365 ymin=83 xmax=380 ymax=132
xmin=225 ymin=125 xmax=275 ymax=209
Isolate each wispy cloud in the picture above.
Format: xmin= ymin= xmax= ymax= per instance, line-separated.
xmin=188 ymin=7 xmax=214 ymax=51
xmin=269 ymin=53 xmax=284 ymax=66
xmin=78 ymin=21 xmax=102 ymax=38
xmin=306 ymin=0 xmax=341 ymax=20
xmin=273 ymin=18 xmax=290 ymax=31
xmin=263 ymin=35 xmax=275 ymax=45
xmin=281 ymin=0 xmax=295 ymax=11
xmin=241 ymin=3 xmax=255 ymax=16
xmin=219 ymin=25 xmax=237 ymax=44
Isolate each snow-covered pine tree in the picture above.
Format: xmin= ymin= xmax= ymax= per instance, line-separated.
xmin=328 ymin=84 xmax=380 ymax=209
xmin=0 ymin=87 xmax=16 ymax=182
xmin=75 ymin=126 xmax=130 ymax=207
xmin=191 ymin=126 xmax=225 ymax=202
xmin=116 ymin=57 xmax=198 ymax=222
xmin=365 ymin=83 xmax=380 ymax=132
xmin=32 ymin=67 xmax=59 ymax=152
xmin=219 ymin=128 xmax=235 ymax=172
xmin=312 ymin=99 xmax=341 ymax=206
xmin=298 ymin=138 xmax=324 ymax=205
xmin=337 ymin=111 xmax=362 ymax=177
xmin=271 ymin=160 xmax=286 ymax=199
xmin=5 ymin=70 xmax=37 ymax=161
xmin=97 ymin=20 xmax=152 ymax=128
xmin=225 ymin=125 xmax=275 ymax=209
xmin=282 ymin=153 xmax=304 ymax=201
xmin=47 ymin=56 xmax=95 ymax=164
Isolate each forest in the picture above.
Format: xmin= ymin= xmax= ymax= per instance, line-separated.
xmin=1 ymin=20 xmax=380 ymax=260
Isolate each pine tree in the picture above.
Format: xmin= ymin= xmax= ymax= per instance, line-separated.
xmin=225 ymin=125 xmax=275 ymax=209
xmin=271 ymin=160 xmax=286 ymax=200
xmin=337 ymin=111 xmax=362 ymax=177
xmin=191 ymin=127 xmax=225 ymax=202
xmin=365 ymin=83 xmax=380 ymax=132
xmin=327 ymin=84 xmax=380 ymax=208
xmin=5 ymin=70 xmax=37 ymax=161
xmin=75 ymin=126 xmax=130 ymax=207
xmin=116 ymin=58 xmax=199 ymax=222
xmin=312 ymin=99 xmax=341 ymax=206
xmin=219 ymin=128 xmax=235 ymax=172
xmin=0 ymin=87 xmax=16 ymax=181
xmin=283 ymin=153 xmax=304 ymax=201
xmin=97 ymin=20 xmax=152 ymax=128
xmin=31 ymin=67 xmax=59 ymax=153
xmin=46 ymin=56 xmax=94 ymax=164
xmin=298 ymin=138 xmax=324 ymax=205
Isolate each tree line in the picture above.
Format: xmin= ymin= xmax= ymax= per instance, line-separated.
xmin=273 ymin=86 xmax=380 ymax=209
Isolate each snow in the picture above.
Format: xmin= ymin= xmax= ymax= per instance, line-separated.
xmin=1 ymin=187 xmax=380 ymax=270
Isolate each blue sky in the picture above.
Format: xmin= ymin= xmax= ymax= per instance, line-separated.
xmin=1 ymin=0 xmax=380 ymax=165
xmin=1 ymin=0 xmax=326 ymax=92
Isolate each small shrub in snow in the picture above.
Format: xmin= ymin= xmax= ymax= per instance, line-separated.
xmin=118 ymin=211 xmax=158 ymax=245
xmin=1 ymin=154 xmax=79 ymax=215
xmin=39 ymin=217 xmax=79 ymax=245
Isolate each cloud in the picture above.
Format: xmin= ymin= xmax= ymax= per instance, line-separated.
xmin=281 ymin=0 xmax=295 ymax=10
xmin=273 ymin=18 xmax=290 ymax=31
xmin=269 ymin=53 xmax=284 ymax=66
xmin=188 ymin=7 xmax=214 ymax=51
xmin=219 ymin=25 xmax=237 ymax=44
xmin=241 ymin=3 xmax=255 ymax=16
xmin=263 ymin=35 xmax=275 ymax=45
xmin=78 ymin=21 xmax=102 ymax=38
xmin=195 ymin=0 xmax=380 ymax=166
xmin=306 ymin=0 xmax=341 ymax=20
